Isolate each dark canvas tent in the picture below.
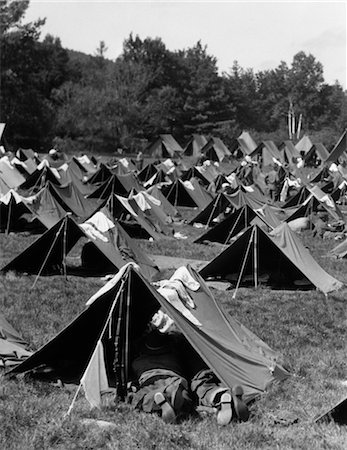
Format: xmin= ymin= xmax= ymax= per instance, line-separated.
xmin=183 ymin=134 xmax=208 ymax=158
xmin=162 ymin=178 xmax=213 ymax=209
xmin=47 ymin=182 xmax=100 ymax=221
xmin=324 ymin=130 xmax=347 ymax=164
xmin=105 ymin=194 xmax=168 ymax=240
xmin=278 ymin=141 xmax=301 ymax=165
xmin=285 ymin=185 xmax=343 ymax=223
xmin=199 ymin=223 xmax=343 ymax=293
xmin=19 ymin=165 xmax=60 ymax=194
xmin=250 ymin=141 xmax=283 ymax=167
xmin=0 ymin=312 xmax=32 ymax=367
xmin=8 ymin=264 xmax=289 ymax=403
xmin=304 ymin=143 xmax=330 ymax=166
xmin=0 ymin=190 xmax=46 ymax=233
xmin=295 ymin=135 xmax=313 ymax=156
xmin=189 ymin=192 xmax=236 ymax=227
xmin=194 ymin=204 xmax=277 ymax=245
xmin=201 ymin=137 xmax=231 ymax=162
xmin=1 ymin=211 xmax=159 ymax=280
xmin=147 ymin=134 xmax=184 ymax=159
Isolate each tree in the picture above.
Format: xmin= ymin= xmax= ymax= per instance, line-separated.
xmin=0 ymin=0 xmax=69 ymax=149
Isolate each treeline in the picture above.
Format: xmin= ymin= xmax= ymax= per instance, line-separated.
xmin=1 ymin=0 xmax=346 ymax=154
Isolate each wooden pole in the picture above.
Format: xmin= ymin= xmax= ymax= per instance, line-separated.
xmin=254 ymin=225 xmax=258 ymax=288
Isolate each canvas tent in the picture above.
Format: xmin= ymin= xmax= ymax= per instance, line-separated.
xmin=1 ymin=211 xmax=159 ymax=280
xmin=183 ymin=134 xmax=208 ymax=158
xmin=324 ymin=130 xmax=347 ymax=164
xmin=194 ymin=204 xmax=278 ymax=245
xmin=147 ymin=134 xmax=184 ymax=159
xmin=162 ymin=178 xmax=213 ymax=209
xmin=0 ymin=312 xmax=32 ymax=367
xmin=295 ymin=135 xmax=313 ymax=155
xmin=201 ymin=137 xmax=231 ymax=162
xmin=189 ymin=192 xmax=236 ymax=227
xmin=199 ymin=223 xmax=343 ymax=294
xmin=0 ymin=190 xmax=46 ymax=233
xmin=8 ymin=264 xmax=289 ymax=403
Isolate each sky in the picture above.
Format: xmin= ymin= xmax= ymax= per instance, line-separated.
xmin=24 ymin=1 xmax=346 ymax=88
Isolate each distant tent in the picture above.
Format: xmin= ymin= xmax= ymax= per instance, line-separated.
xmin=9 ymin=264 xmax=289 ymax=403
xmin=1 ymin=211 xmax=159 ymax=280
xmin=324 ymin=130 xmax=347 ymax=164
xmin=0 ymin=190 xmax=46 ymax=233
xmin=16 ymin=148 xmax=37 ymax=162
xmin=87 ymin=163 xmax=113 ymax=185
xmin=183 ymin=134 xmax=208 ymax=158
xmin=227 ymin=186 xmax=267 ymax=211
xmin=48 ymin=182 xmax=100 ymax=221
xmin=232 ymin=131 xmax=258 ymax=158
xmin=181 ymin=166 xmax=211 ymax=186
xmin=303 ymin=143 xmax=330 ymax=166
xmin=194 ymin=204 xmax=277 ymax=245
xmin=199 ymin=223 xmax=343 ymax=293
xmin=147 ymin=134 xmax=184 ymax=159
xmin=278 ymin=141 xmax=301 ymax=165
xmin=195 ymin=162 xmax=221 ymax=184
xmin=87 ymin=174 xmax=133 ymax=199
xmin=0 ymin=156 xmax=26 ymax=191
xmin=201 ymin=137 xmax=231 ymax=162
xmin=295 ymin=135 xmax=313 ymax=155
xmin=19 ymin=164 xmax=60 ymax=194
xmin=189 ymin=192 xmax=236 ymax=227
xmin=250 ymin=141 xmax=283 ymax=167
xmin=137 ymin=163 xmax=159 ymax=183
xmin=55 ymin=165 xmax=94 ymax=196
xmin=285 ymin=185 xmax=343 ymax=223
xmin=162 ymin=178 xmax=213 ymax=209
xmin=0 ymin=312 xmax=32 ymax=367
xmin=146 ymin=185 xmax=178 ymax=218
xmin=106 ymin=194 xmax=167 ymax=240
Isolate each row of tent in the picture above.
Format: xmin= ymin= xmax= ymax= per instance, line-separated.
xmin=1 ymin=130 xmax=347 ymax=293
xmin=145 ymin=130 xmax=347 ymax=168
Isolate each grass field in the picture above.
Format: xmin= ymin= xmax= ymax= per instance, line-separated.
xmin=0 ymin=208 xmax=346 ymax=449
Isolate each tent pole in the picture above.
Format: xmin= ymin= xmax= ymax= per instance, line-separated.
xmin=232 ymin=226 xmax=254 ymax=299
xmin=62 ymin=213 xmax=68 ymax=280
xmin=224 ymin=207 xmax=244 ymax=245
xmin=66 ymin=276 xmax=126 ymax=416
xmin=254 ymin=225 xmax=258 ymax=288
xmin=6 ymin=195 xmax=13 ymax=235
xmin=205 ymin=194 xmax=220 ymax=228
xmin=124 ymin=268 xmax=132 ymax=395
xmin=31 ymin=218 xmax=66 ymax=289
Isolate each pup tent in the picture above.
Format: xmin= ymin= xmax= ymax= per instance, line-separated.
xmin=147 ymin=134 xmax=184 ymax=159
xmin=314 ymin=395 xmax=347 ymax=425
xmin=0 ymin=312 xmax=32 ymax=367
xmin=8 ymin=263 xmax=289 ymax=404
xmin=199 ymin=223 xmax=343 ymax=293
xmin=105 ymin=194 xmax=169 ymax=240
xmin=189 ymin=192 xmax=236 ymax=227
xmin=194 ymin=204 xmax=280 ymax=245
xmin=161 ymin=178 xmax=213 ymax=209
xmin=1 ymin=210 xmax=159 ymax=280
xmin=0 ymin=190 xmax=46 ymax=234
